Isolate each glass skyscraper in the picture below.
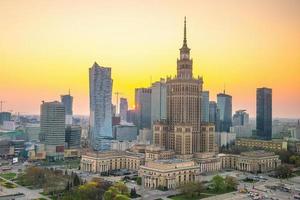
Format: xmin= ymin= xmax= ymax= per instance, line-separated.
xmin=256 ymin=87 xmax=272 ymax=140
xmin=89 ymin=62 xmax=113 ymax=151
xmin=135 ymin=88 xmax=152 ymax=130
xmin=201 ymin=91 xmax=209 ymax=123
xmin=151 ymin=79 xmax=167 ymax=125
xmin=217 ymin=92 xmax=232 ymax=132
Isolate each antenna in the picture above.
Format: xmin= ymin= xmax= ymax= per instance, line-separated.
xmin=223 ymin=83 xmax=226 ymax=94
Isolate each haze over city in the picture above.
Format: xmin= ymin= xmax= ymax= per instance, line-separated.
xmin=1 ymin=0 xmax=300 ymax=118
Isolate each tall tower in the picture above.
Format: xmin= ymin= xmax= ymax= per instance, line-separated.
xmin=89 ymin=62 xmax=113 ymax=151
xmin=165 ymin=17 xmax=203 ymax=153
xmin=256 ymin=87 xmax=272 ymax=140
xmin=61 ymin=91 xmax=73 ymax=125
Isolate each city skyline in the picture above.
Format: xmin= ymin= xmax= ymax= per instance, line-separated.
xmin=1 ymin=0 xmax=300 ymax=118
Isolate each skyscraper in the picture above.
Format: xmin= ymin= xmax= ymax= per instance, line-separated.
xmin=201 ymin=91 xmax=209 ymax=123
xmin=209 ymin=101 xmax=220 ymax=131
xmin=217 ymin=92 xmax=232 ymax=132
xmin=232 ymin=110 xmax=249 ymax=126
xmin=119 ymin=98 xmax=128 ymax=122
xmin=89 ymin=62 xmax=113 ymax=151
xmin=135 ymin=88 xmax=152 ymax=130
xmin=0 ymin=112 xmax=11 ymax=125
xmin=151 ymin=78 xmax=167 ymax=125
xmin=65 ymin=125 xmax=81 ymax=149
xmin=153 ymin=17 xmax=206 ymax=154
xmin=40 ymin=101 xmax=65 ymax=160
xmin=256 ymin=87 xmax=272 ymax=140
xmin=61 ymin=91 xmax=73 ymax=125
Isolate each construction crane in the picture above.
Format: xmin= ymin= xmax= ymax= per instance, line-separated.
xmin=0 ymin=100 xmax=5 ymax=112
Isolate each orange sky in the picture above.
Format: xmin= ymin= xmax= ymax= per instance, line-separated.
xmin=0 ymin=0 xmax=300 ymax=118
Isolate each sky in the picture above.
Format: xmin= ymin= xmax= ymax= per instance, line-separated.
xmin=0 ymin=0 xmax=300 ymax=118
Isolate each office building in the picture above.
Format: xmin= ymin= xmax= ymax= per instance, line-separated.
xmin=256 ymin=87 xmax=272 ymax=140
xmin=200 ymin=91 xmax=209 ymax=123
xmin=119 ymin=98 xmax=128 ymax=122
xmin=0 ymin=112 xmax=11 ymax=125
xmin=61 ymin=92 xmax=73 ymax=125
xmin=215 ymin=132 xmax=236 ymax=148
xmin=137 ymin=128 xmax=153 ymax=144
xmin=40 ymin=101 xmax=65 ymax=160
xmin=217 ymin=92 xmax=232 ymax=132
xmin=200 ymin=124 xmax=215 ymax=152
xmin=232 ymin=110 xmax=249 ymax=126
xmin=126 ymin=109 xmax=136 ymax=124
xmin=135 ymin=88 xmax=152 ymax=130
xmin=209 ymin=101 xmax=220 ymax=131
xmin=151 ymin=79 xmax=167 ymax=125
xmin=89 ymin=62 xmax=113 ymax=151
xmin=113 ymin=124 xmax=138 ymax=141
xmin=65 ymin=125 xmax=81 ymax=149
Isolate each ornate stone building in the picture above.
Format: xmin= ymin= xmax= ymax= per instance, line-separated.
xmin=139 ymin=159 xmax=201 ymax=189
xmin=219 ymin=150 xmax=281 ymax=173
xmin=153 ymin=17 xmax=217 ymax=156
xmin=80 ymin=150 xmax=145 ymax=173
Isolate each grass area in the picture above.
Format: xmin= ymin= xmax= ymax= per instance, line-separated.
xmin=0 ymin=172 xmax=17 ymax=180
xmin=0 ymin=178 xmax=17 ymax=189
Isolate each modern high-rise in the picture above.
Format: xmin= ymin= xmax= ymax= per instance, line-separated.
xmin=0 ymin=112 xmax=11 ymax=125
xmin=135 ymin=88 xmax=152 ymax=130
xmin=40 ymin=101 xmax=65 ymax=160
xmin=232 ymin=110 xmax=249 ymax=126
xmin=217 ymin=92 xmax=232 ymax=132
xmin=119 ymin=98 xmax=128 ymax=122
xmin=256 ymin=87 xmax=272 ymax=140
xmin=209 ymin=101 xmax=218 ymax=123
xmin=61 ymin=92 xmax=73 ymax=125
xmin=201 ymin=91 xmax=209 ymax=123
xmin=153 ymin=17 xmax=207 ymax=154
xmin=151 ymin=79 xmax=167 ymax=125
xmin=89 ymin=62 xmax=113 ymax=151
xmin=65 ymin=125 xmax=81 ymax=149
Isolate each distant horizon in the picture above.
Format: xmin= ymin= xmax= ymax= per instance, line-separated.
xmin=1 ymin=0 xmax=300 ymax=118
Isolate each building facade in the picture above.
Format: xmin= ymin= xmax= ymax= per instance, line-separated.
xmin=65 ymin=125 xmax=81 ymax=149
xmin=217 ymin=92 xmax=232 ymax=132
xmin=89 ymin=62 xmax=113 ymax=151
xmin=219 ymin=151 xmax=281 ymax=173
xmin=80 ymin=150 xmax=145 ymax=173
xmin=256 ymin=87 xmax=272 ymax=140
xmin=139 ymin=159 xmax=201 ymax=189
xmin=235 ymin=138 xmax=287 ymax=151
xmin=135 ymin=88 xmax=152 ymax=130
xmin=232 ymin=110 xmax=249 ymax=126
xmin=151 ymin=79 xmax=167 ymax=125
xmin=40 ymin=101 xmax=65 ymax=160
xmin=119 ymin=98 xmax=128 ymax=122
xmin=200 ymin=91 xmax=209 ymax=123
xmin=61 ymin=92 xmax=73 ymax=125
xmin=113 ymin=124 xmax=138 ymax=141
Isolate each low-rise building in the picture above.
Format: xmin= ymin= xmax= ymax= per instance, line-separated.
xmin=145 ymin=145 xmax=175 ymax=161
xmin=235 ymin=138 xmax=287 ymax=151
xmin=139 ymin=159 xmax=200 ymax=190
xmin=80 ymin=150 xmax=145 ymax=173
xmin=219 ymin=150 xmax=281 ymax=173
xmin=194 ymin=152 xmax=221 ymax=173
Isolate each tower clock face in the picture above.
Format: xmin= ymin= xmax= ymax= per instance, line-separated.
xmin=181 ymin=53 xmax=188 ymax=59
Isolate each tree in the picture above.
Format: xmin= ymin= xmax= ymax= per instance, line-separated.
xmin=180 ymin=182 xmax=204 ymax=198
xmin=130 ymin=187 xmax=137 ymax=198
xmin=136 ymin=177 xmax=142 ymax=185
xmin=104 ymin=182 xmax=130 ymax=200
xmin=274 ymin=165 xmax=293 ymax=179
xmin=225 ymin=176 xmax=238 ymax=191
xmin=210 ymin=175 xmax=226 ymax=193
xmin=115 ymin=194 xmax=130 ymax=200
xmin=73 ymin=173 xmax=81 ymax=186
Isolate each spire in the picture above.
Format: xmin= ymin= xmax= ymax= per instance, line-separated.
xmin=183 ymin=16 xmax=187 ymax=46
